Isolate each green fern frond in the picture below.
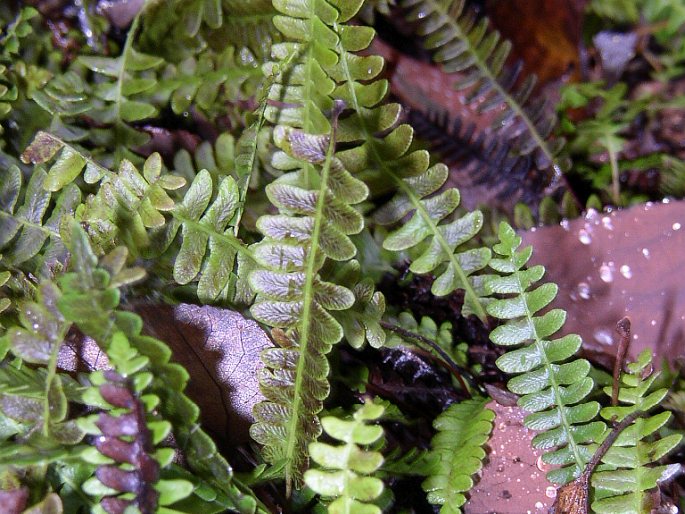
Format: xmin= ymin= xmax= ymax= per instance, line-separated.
xmin=591 ymin=349 xmax=683 ymax=513
xmin=0 ymin=7 xmax=38 ymax=128
xmin=324 ymin=1 xmax=490 ymax=320
xmin=21 ymin=131 xmax=110 ymax=190
xmin=160 ymin=47 xmax=263 ymax=117
xmin=55 ymin=225 xmax=261 ymax=512
xmin=159 ymin=169 xmax=247 ymax=303
xmin=173 ymin=132 xmax=236 ymax=186
xmin=485 ymin=222 xmax=606 ymax=484
xmin=206 ymin=0 xmax=280 ymax=62
xmin=304 ymin=401 xmax=385 ymax=514
xmin=422 ymin=397 xmax=494 ymax=513
xmin=401 ymin=0 xmax=570 ymax=187
xmin=248 ymin=0 xmax=370 ymax=488
xmin=0 ymin=282 xmax=82 ymax=444
xmin=330 ymin=260 xmax=386 ymax=349
xmin=0 ymin=165 xmax=80 ymax=274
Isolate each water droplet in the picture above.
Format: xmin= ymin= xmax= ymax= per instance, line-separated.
xmin=602 ymin=216 xmax=614 ymax=230
xmin=578 ymin=228 xmax=592 ymax=245
xmin=576 ymin=282 xmax=591 ymax=300
xmin=535 ymin=502 xmax=544 ymax=510
xmin=599 ymin=262 xmax=614 ymax=283
xmin=651 ymin=319 xmax=657 ymax=326
xmin=620 ymin=264 xmax=632 ymax=279
xmin=585 ymin=208 xmax=599 ymax=223
xmin=546 ymin=486 xmax=557 ymax=498
xmin=673 ymin=222 xmax=681 ymax=231
xmin=560 ymin=219 xmax=570 ymax=231
xmin=642 ymin=248 xmax=650 ymax=259
xmin=633 ymin=334 xmax=639 ymax=340
xmin=594 ymin=329 xmax=613 ymax=346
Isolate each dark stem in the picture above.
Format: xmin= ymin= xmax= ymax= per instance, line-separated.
xmin=584 ymin=410 xmax=645 ymax=477
xmin=380 ymin=320 xmax=477 ymax=396
xmin=612 ymin=317 xmax=631 ymax=407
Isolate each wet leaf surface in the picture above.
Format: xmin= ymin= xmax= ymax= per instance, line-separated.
xmin=521 ymin=200 xmax=685 ymax=367
xmin=465 ymin=401 xmax=553 ymax=514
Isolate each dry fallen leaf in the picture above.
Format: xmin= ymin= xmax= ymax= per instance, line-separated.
xmin=59 ymin=303 xmax=272 ymax=444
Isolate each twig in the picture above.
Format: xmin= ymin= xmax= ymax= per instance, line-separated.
xmin=612 ymin=317 xmax=631 ymax=407
xmin=380 ymin=320 xmax=478 ymax=396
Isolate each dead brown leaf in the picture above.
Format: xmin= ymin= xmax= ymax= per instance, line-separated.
xmin=59 ymin=303 xmax=272 ymax=444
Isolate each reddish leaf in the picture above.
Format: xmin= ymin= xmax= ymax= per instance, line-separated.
xmin=521 ymin=201 xmax=685 ymax=368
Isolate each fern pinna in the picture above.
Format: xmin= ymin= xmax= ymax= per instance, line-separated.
xmin=422 ymin=397 xmax=494 ymax=513
xmin=304 ymin=401 xmax=385 ymax=513
xmin=485 ymin=222 xmax=606 ymax=484
xmin=248 ymin=0 xmax=373 ymax=489
xmin=401 ymin=0 xmax=570 ymax=190
xmin=592 ymin=347 xmax=683 ymax=513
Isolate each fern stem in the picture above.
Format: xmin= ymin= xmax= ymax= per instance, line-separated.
xmin=608 ymin=141 xmax=620 ymax=205
xmin=42 ymin=322 xmax=69 ymax=436
xmin=0 ymin=211 xmax=59 ymax=239
xmin=170 ymin=211 xmax=258 ymax=264
xmin=380 ymin=320 xmax=476 ymax=394
xmin=112 ymin=0 xmax=148 ymax=163
xmin=332 ymin=22 xmax=488 ymax=321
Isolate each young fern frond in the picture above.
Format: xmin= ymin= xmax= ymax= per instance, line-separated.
xmin=401 ymin=0 xmax=570 ymax=189
xmin=485 ymin=222 xmax=606 ymax=484
xmin=0 ymin=165 xmax=80 ymax=275
xmin=422 ymin=397 xmax=494 ymax=513
xmin=248 ymin=0 xmax=369 ymax=489
xmin=592 ymin=349 xmax=683 ymax=513
xmin=327 ymin=0 xmax=490 ymax=320
xmin=304 ymin=401 xmax=385 ymax=514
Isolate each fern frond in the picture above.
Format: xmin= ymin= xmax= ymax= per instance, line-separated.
xmin=330 ymin=260 xmax=386 ymax=349
xmin=401 ymin=0 xmax=570 ymax=188
xmin=0 ymin=7 xmax=38 ymax=130
xmin=0 ymin=165 xmax=80 ymax=274
xmin=304 ymin=401 xmax=385 ymax=514
xmin=248 ymin=0 xmax=369 ymax=488
xmin=324 ymin=1 xmax=490 ymax=320
xmin=485 ymin=222 xmax=606 ymax=484
xmin=160 ymin=47 xmax=263 ymax=117
xmin=422 ymin=397 xmax=494 ymax=512
xmin=408 ymin=107 xmax=538 ymax=206
xmin=159 ymin=169 xmax=247 ymax=303
xmin=35 ymin=5 xmax=161 ymax=164
xmin=77 ymin=338 xmax=193 ymax=514
xmin=592 ymin=349 xmax=683 ymax=513
xmin=56 ymin=225 xmax=261 ymax=512
xmin=1 ymin=282 xmax=82 ymax=444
